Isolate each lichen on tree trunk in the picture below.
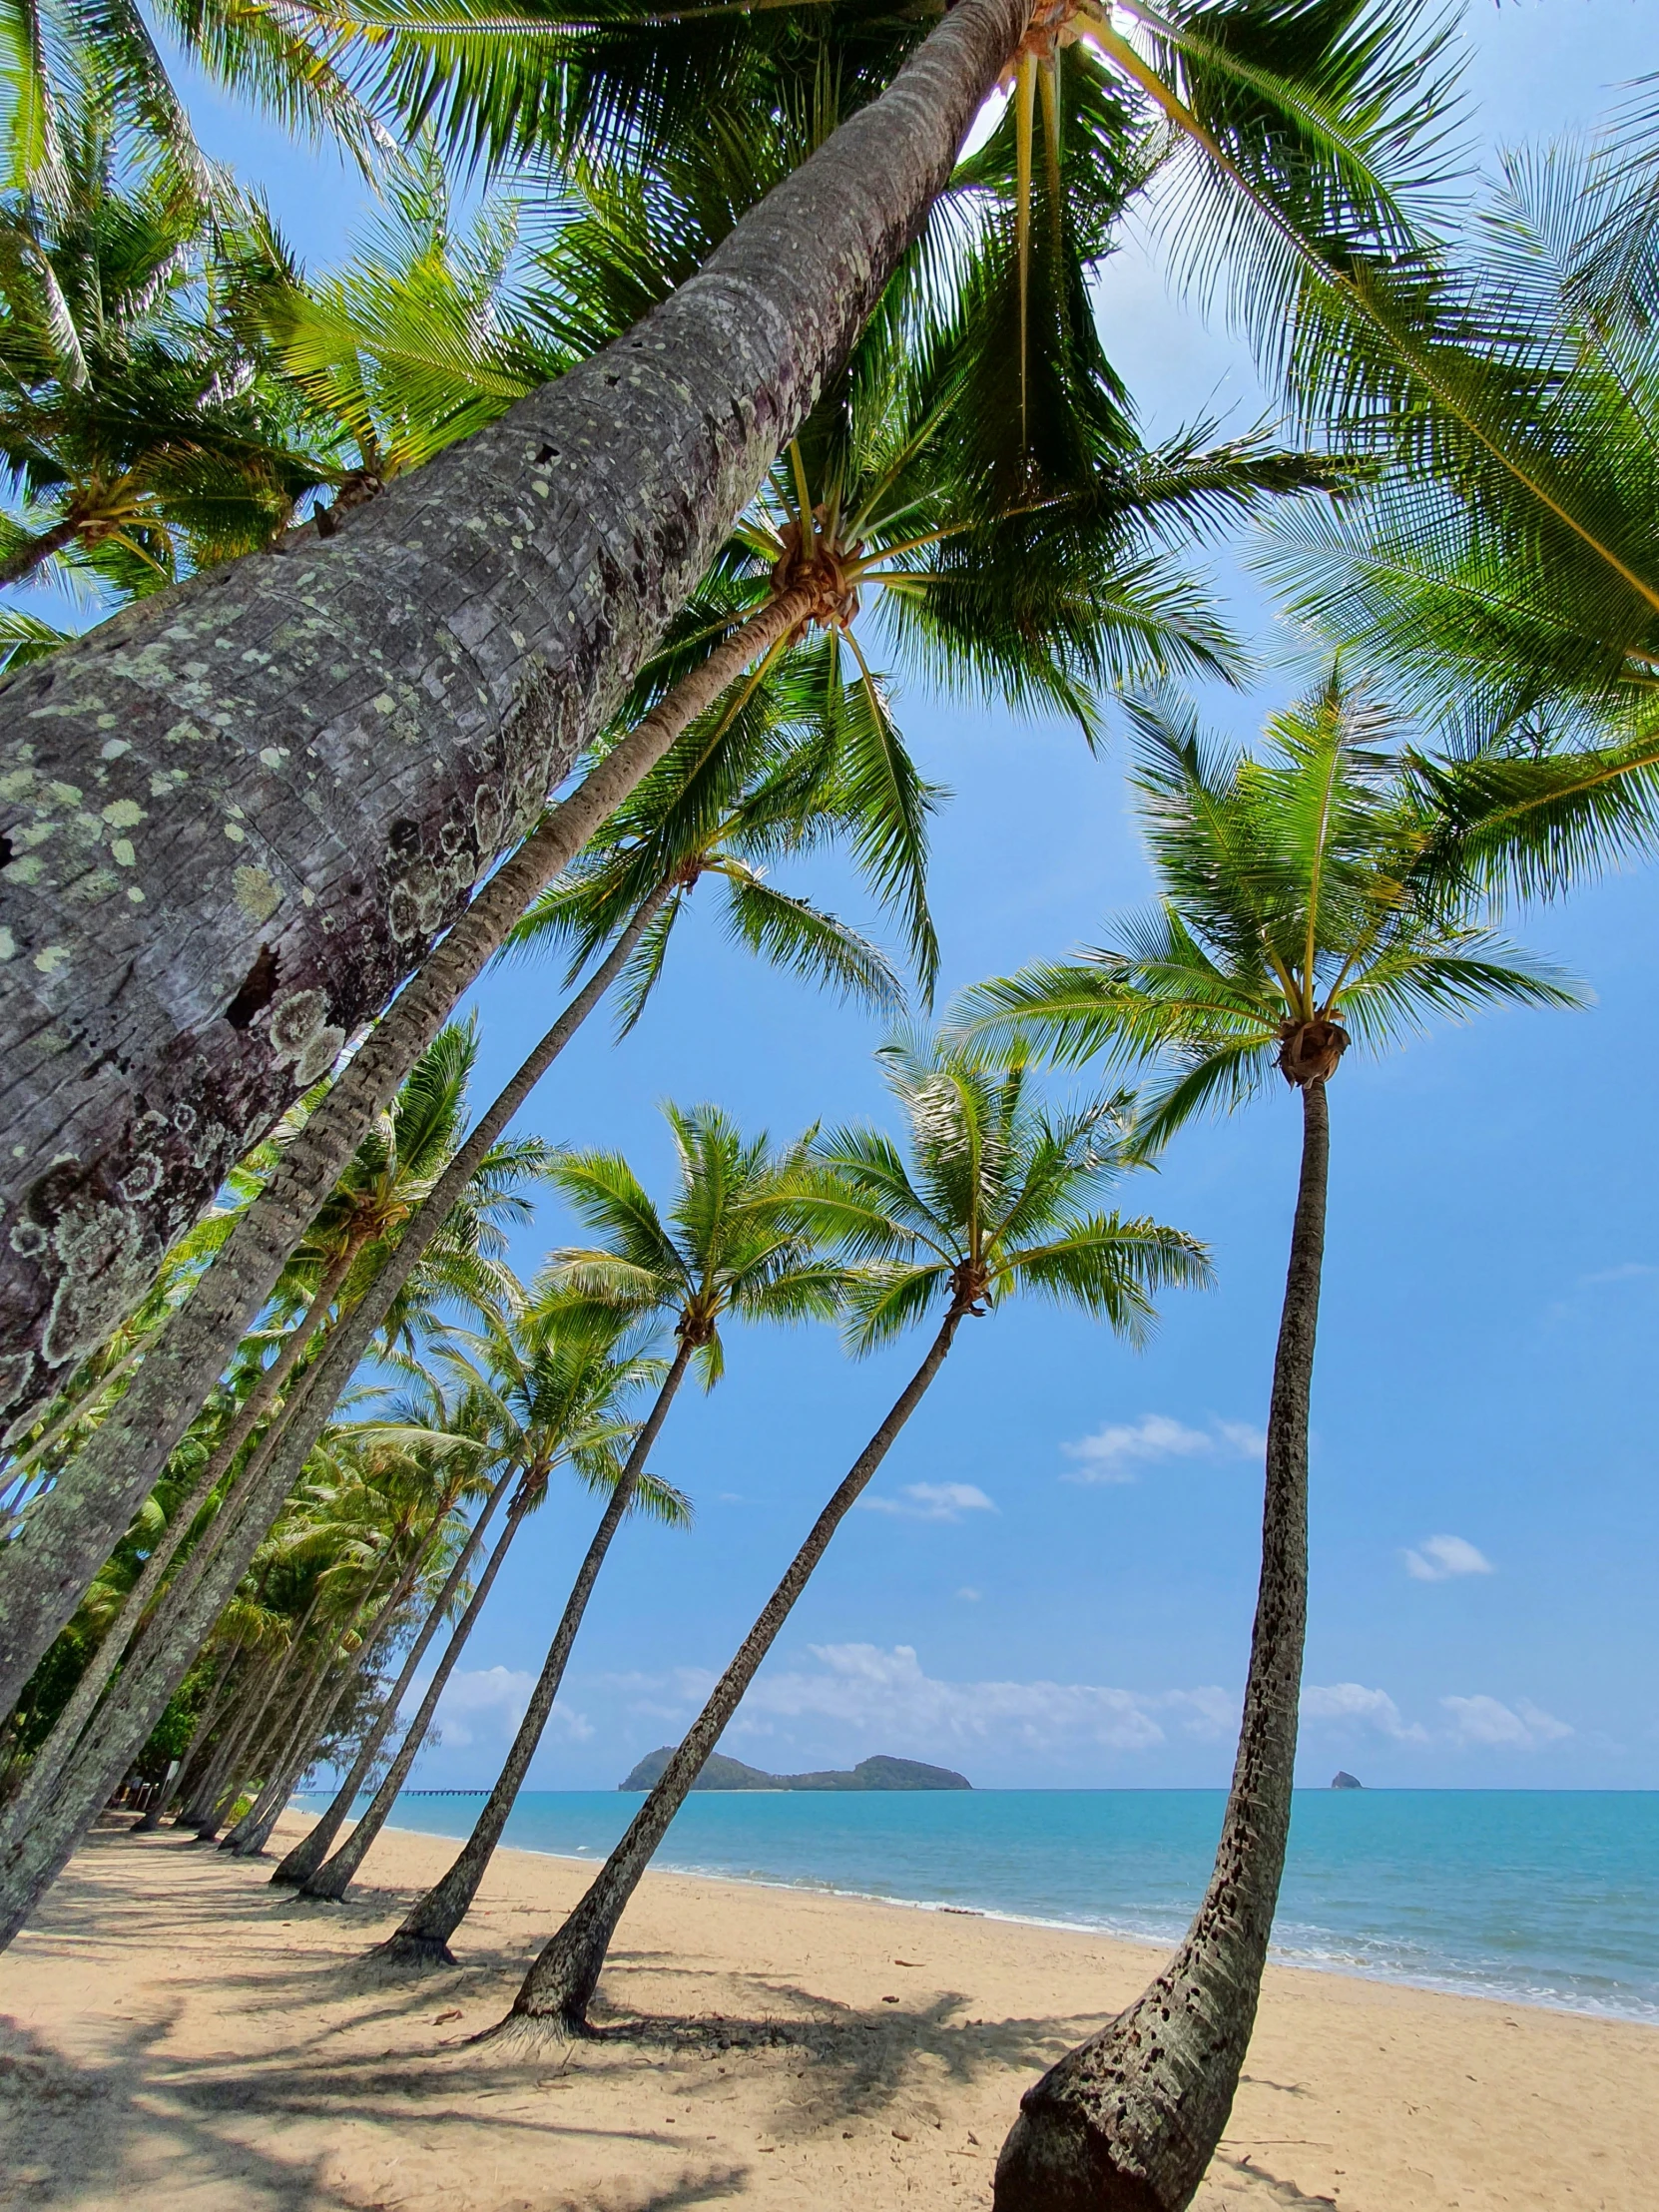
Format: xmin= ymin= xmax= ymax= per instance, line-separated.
xmin=0 ymin=0 xmax=1030 ymax=1441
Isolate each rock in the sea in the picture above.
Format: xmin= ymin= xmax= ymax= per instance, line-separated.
xmin=1331 ymin=1770 xmax=1364 ymax=1790
xmin=619 ymin=1750 xmax=971 ymax=1792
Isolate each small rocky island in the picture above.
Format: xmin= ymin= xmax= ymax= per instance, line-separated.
xmin=1331 ymin=1770 xmax=1364 ymax=1790
xmin=620 ymin=1750 xmax=971 ymax=1792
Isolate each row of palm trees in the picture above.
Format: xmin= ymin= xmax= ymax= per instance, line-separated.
xmin=4 ymin=4 xmax=1659 ymax=2207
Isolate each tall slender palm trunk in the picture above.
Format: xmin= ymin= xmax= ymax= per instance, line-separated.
xmin=993 ymin=1081 xmax=1329 ymax=2212
xmin=301 ymin=1487 xmax=533 ymax=1902
xmin=0 ymin=842 xmax=705 ymax=1944
xmin=2 ymin=1246 xmax=357 ymax=1826
xmin=272 ymin=1469 xmax=514 ymax=1888
xmin=0 ymin=0 xmax=1025 ymax=1478
xmin=227 ymin=1524 xmax=438 ymax=1857
xmin=380 ymin=1338 xmax=699 ymax=1963
xmin=0 ymin=589 xmax=811 ymax=1728
xmin=507 ymin=1306 xmax=965 ymax=2031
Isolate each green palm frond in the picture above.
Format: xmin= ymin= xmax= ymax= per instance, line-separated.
xmin=947 ymin=667 xmax=1584 ymax=1154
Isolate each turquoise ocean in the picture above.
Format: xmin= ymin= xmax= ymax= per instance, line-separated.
xmin=298 ymin=1786 xmax=1659 ymax=2024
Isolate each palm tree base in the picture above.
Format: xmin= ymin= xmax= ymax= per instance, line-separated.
xmin=370 ymin=1931 xmax=457 ymax=1969
xmin=993 ymin=2097 xmax=1165 ymax=2212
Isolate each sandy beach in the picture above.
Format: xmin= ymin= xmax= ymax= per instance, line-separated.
xmin=2 ymin=1809 xmax=1654 ymax=2212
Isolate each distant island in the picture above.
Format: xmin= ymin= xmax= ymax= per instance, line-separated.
xmin=619 ymin=1750 xmax=971 ymax=1793
xmin=1331 ymin=1770 xmax=1364 ymax=1790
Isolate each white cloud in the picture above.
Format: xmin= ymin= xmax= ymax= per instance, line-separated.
xmin=1061 ymin=1412 xmax=1262 ymax=1485
xmin=1578 ymin=1261 xmax=1654 ymax=1288
xmin=859 ymin=1479 xmax=999 ymax=1523
xmin=1302 ymin=1680 xmax=1428 ymax=1742
xmin=1442 ymin=1694 xmax=1571 ymax=1748
xmin=425 ymin=1666 xmax=593 ymax=1749
xmin=1403 ymin=1533 xmax=1495 ymax=1582
xmin=590 ymin=1664 xmax=718 ymax=1723
xmin=728 ymin=1642 xmax=1233 ymax=1756
xmin=956 ymin=1586 xmax=982 ymax=1603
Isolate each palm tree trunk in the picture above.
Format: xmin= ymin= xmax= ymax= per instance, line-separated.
xmin=136 ymin=1638 xmax=248 ymax=1830
xmin=1 ymin=1246 xmax=357 ymax=1825
xmin=0 ymin=870 xmax=695 ymax=1937
xmin=380 ymin=1338 xmax=699 ymax=1962
xmin=301 ymin=1486 xmax=533 ymax=1902
xmin=993 ymin=1079 xmax=1329 ymax=2212
xmin=0 ymin=0 xmax=1024 ymax=1459
xmin=1 ymin=1334 xmax=153 ymax=1517
xmin=0 ymin=516 xmax=79 ymax=590
xmin=508 ymin=1305 xmax=965 ymax=2031
xmin=226 ymin=1532 xmax=424 ymax=1856
xmin=0 ymin=586 xmax=813 ymax=1729
xmin=0 ymin=1343 xmax=346 ymax=1944
xmin=223 ymin=1642 xmax=339 ymax=1852
xmin=186 ymin=1646 xmax=290 ymax=1836
xmin=271 ymin=1467 xmax=515 ymax=1888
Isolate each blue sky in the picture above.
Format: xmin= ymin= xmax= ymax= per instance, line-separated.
xmin=43 ymin=2 xmax=1659 ymax=1789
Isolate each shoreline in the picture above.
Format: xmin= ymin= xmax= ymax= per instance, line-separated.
xmin=354 ymin=1809 xmax=1659 ymax=2031
xmin=3 ymin=1810 xmax=1656 ymax=2210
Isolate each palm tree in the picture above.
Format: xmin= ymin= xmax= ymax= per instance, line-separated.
xmin=1262 ymin=120 xmax=1659 ymax=749
xmin=0 ymin=0 xmax=1460 ymax=1560
xmin=377 ymin=1103 xmax=837 ymax=1959
xmin=505 ymin=1033 xmax=1208 ymax=2030
xmin=0 ymin=0 xmax=382 ymax=194
xmin=943 ymin=675 xmax=1578 ymax=2212
xmin=0 ymin=1024 xmax=542 ymax=1945
xmin=0 ymin=93 xmax=329 ymax=596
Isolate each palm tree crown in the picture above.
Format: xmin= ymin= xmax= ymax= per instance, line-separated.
xmin=547 ymin=1102 xmax=843 ymax=1385
xmin=808 ymin=1033 xmax=1212 ymax=1344
xmin=950 ymin=674 xmax=1582 ymax=1152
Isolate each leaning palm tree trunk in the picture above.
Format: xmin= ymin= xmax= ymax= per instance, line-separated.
xmin=300 ymin=1486 xmax=534 ymax=1902
xmin=992 ymin=1081 xmax=1328 ymax=2212
xmin=380 ymin=1339 xmax=699 ymax=1961
xmin=507 ymin=1306 xmax=964 ymax=2030
xmin=0 ymin=0 xmax=1024 ymax=1717
xmin=0 ymin=0 xmax=1023 ymax=1483
xmin=0 ymin=862 xmax=699 ymax=1943
xmin=227 ymin=1527 xmax=436 ymax=1857
xmin=2 ymin=1247 xmax=358 ymax=1825
xmin=272 ymin=1469 xmax=516 ymax=1888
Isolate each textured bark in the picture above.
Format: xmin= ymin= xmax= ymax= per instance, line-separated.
xmin=271 ymin=1467 xmax=513 ymax=1888
xmin=510 ymin=1309 xmax=963 ymax=2027
xmin=301 ymin=1484 xmax=531 ymax=1901
xmin=0 ymin=1245 xmax=355 ymax=1823
xmin=0 ymin=1371 xmax=331 ymax=1943
xmin=0 ymin=0 xmax=1025 ymax=1435
xmin=0 ymin=582 xmax=815 ymax=1722
xmin=993 ymin=1081 xmax=1329 ymax=2212
xmin=381 ymin=1339 xmax=698 ymax=1960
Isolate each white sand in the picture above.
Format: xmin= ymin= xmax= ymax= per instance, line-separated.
xmin=1 ymin=1809 xmax=1654 ymax=2210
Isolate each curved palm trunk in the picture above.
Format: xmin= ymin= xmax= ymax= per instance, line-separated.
xmin=0 ymin=516 xmax=79 ymax=590
xmin=2 ymin=1246 xmax=357 ymax=1825
xmin=508 ymin=1306 xmax=964 ymax=2030
xmin=272 ymin=1469 xmax=515 ymax=1888
xmin=379 ymin=1338 xmax=699 ymax=1962
xmin=0 ymin=871 xmax=691 ymax=1939
xmin=227 ymin=1526 xmax=433 ymax=1857
xmin=993 ymin=1080 xmax=1329 ymax=2212
xmin=222 ymin=1643 xmax=340 ymax=1852
xmin=0 ymin=0 xmax=1024 ymax=1467
xmin=135 ymin=1640 xmax=248 ymax=1831
xmin=187 ymin=1646 xmax=293 ymax=1838
xmin=0 ymin=595 xmax=801 ymax=1723
xmin=301 ymin=1487 xmax=533 ymax=1901
xmin=0 ymin=1344 xmax=346 ymax=1943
